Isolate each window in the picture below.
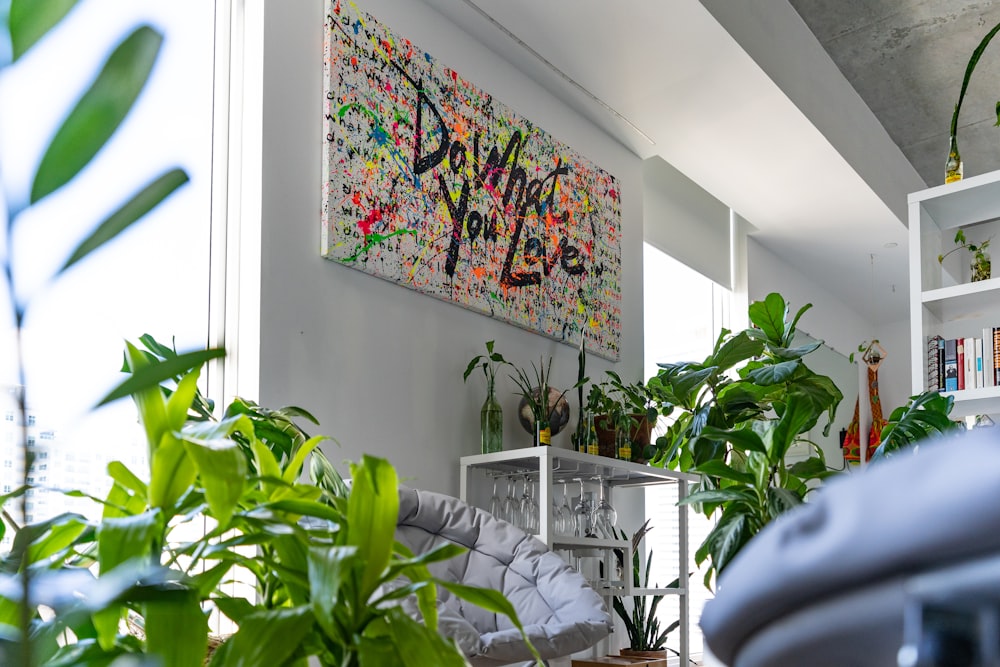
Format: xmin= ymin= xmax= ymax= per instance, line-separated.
xmin=643 ymin=242 xmax=731 ymax=660
xmin=0 ymin=0 xmax=216 ymax=526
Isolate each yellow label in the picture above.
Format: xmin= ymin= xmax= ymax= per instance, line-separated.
xmin=619 ymin=446 xmax=631 ymax=461
xmin=587 ymin=443 xmax=598 ymax=456
xmin=539 ymin=427 xmax=551 ymax=446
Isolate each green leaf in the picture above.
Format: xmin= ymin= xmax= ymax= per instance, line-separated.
xmin=700 ymin=425 xmax=767 ymax=454
xmin=106 ymin=461 xmax=148 ymax=501
xmin=365 ymin=607 xmax=469 ymax=667
xmin=31 ymin=25 xmax=163 ymax=203
xmin=181 ymin=433 xmax=246 ymax=528
xmin=165 ymin=366 xmax=202 ymax=432
xmin=691 ymin=460 xmax=754 ymax=485
xmin=710 ymin=331 xmax=764 ymax=372
xmin=308 ymin=545 xmax=358 ymax=639
xmin=347 ymin=455 xmax=399 ymax=600
xmin=148 ymin=435 xmax=196 ymax=512
xmin=8 ymin=0 xmax=79 ymax=61
xmin=748 ymin=293 xmax=788 ymax=345
xmin=145 ymin=593 xmax=208 ymax=667
xmin=96 ymin=347 xmax=225 ymax=408
xmin=678 ymin=488 xmax=755 ymax=507
xmin=209 ymin=606 xmax=313 ymax=667
xmin=282 ymin=435 xmax=328 ymax=484
xmin=770 ymin=341 xmax=822 ymax=361
xmin=60 ymin=169 xmax=189 ymax=273
xmin=767 ymin=487 xmax=802 ymax=518
xmin=97 ymin=510 xmax=161 ymax=573
xmin=704 ymin=508 xmax=752 ymax=575
xmin=748 ymin=360 xmax=800 ymax=386
xmin=788 ymin=456 xmax=830 ymax=480
xmin=769 ymin=393 xmax=815 ymax=461
xmin=785 ymin=301 xmax=813 ymax=346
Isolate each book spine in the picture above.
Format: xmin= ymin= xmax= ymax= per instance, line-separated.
xmin=977 ymin=338 xmax=985 ymax=388
xmin=958 ymin=338 xmax=966 ymax=391
xmin=939 ymin=338 xmax=946 ymax=391
xmin=984 ymin=328 xmax=994 ymax=389
xmin=995 ymin=328 xmax=1000 ymax=386
xmin=945 ymin=338 xmax=959 ymax=392
xmin=927 ymin=335 xmax=943 ymax=392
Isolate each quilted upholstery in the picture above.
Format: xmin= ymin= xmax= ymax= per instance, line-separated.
xmin=396 ymin=486 xmax=612 ymax=666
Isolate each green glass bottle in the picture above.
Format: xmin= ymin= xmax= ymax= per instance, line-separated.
xmin=481 ymin=382 xmax=503 ymax=454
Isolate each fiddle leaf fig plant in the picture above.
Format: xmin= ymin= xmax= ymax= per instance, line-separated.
xmin=647 ymin=293 xmax=843 ymax=588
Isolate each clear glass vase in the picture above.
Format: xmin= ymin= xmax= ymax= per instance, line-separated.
xmin=481 ymin=385 xmax=503 ymax=454
xmin=946 ymin=135 xmax=963 ymax=184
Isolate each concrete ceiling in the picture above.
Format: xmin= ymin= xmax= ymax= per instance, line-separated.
xmin=790 ymin=0 xmax=1000 ymax=188
xmin=413 ymin=0 xmax=963 ymax=325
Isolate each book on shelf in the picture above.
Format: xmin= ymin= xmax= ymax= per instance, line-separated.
xmin=928 ymin=335 xmax=944 ymax=392
xmin=958 ymin=338 xmax=966 ymax=391
xmin=944 ymin=338 xmax=959 ymax=392
xmin=979 ymin=339 xmax=985 ymax=388
xmin=995 ymin=328 xmax=1000 ymax=386
xmin=984 ymin=328 xmax=995 ymax=389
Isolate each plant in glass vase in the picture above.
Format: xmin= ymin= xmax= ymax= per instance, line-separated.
xmin=464 ymin=340 xmax=510 ymax=454
xmin=510 ymin=357 xmax=580 ymax=446
xmin=938 ymin=229 xmax=992 ymax=282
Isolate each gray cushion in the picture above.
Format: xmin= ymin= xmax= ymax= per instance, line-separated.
xmin=396 ymin=486 xmax=612 ymax=665
xmin=701 ymin=429 xmax=1000 ymax=666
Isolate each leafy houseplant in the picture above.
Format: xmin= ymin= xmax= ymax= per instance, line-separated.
xmin=945 ymin=19 xmax=1000 ymax=183
xmin=590 ymin=373 xmax=661 ymax=462
xmin=463 ymin=340 xmax=510 ymax=454
xmin=871 ymin=391 xmax=960 ymax=461
xmin=510 ymin=357 xmax=578 ymax=446
xmin=612 ymin=522 xmax=680 ymax=658
xmin=646 ymin=293 xmax=844 ymax=587
xmin=938 ymin=229 xmax=992 ymax=282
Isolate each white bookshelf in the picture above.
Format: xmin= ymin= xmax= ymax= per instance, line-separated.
xmin=909 ymin=170 xmax=1000 ymax=419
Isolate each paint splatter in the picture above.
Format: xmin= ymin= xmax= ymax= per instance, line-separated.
xmin=321 ymin=4 xmax=622 ymax=360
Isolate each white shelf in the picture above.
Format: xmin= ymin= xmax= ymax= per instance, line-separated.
xmin=459 ymin=447 xmax=694 ymax=664
xmin=941 ymin=387 xmax=1000 ymax=419
xmin=910 ymin=169 xmax=1000 ymax=417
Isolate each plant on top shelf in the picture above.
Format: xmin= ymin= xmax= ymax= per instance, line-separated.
xmin=612 ymin=521 xmax=680 ymax=657
xmin=945 ymin=19 xmax=1000 ymax=183
xmin=464 ymin=340 xmax=511 ymax=453
xmin=510 ymin=356 xmax=581 ymax=446
xmin=937 ymin=229 xmax=992 ymax=282
xmin=589 ymin=372 xmax=662 ymax=462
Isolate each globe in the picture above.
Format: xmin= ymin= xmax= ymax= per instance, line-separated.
xmin=517 ymin=386 xmax=571 ymax=436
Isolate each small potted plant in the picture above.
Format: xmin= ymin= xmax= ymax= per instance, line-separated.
xmin=613 ymin=521 xmax=680 ymax=662
xmin=938 ymin=229 xmax=992 ymax=282
xmin=511 ymin=356 xmax=572 ymax=446
xmin=591 ymin=372 xmax=660 ymax=461
xmin=464 ymin=340 xmax=511 ymax=454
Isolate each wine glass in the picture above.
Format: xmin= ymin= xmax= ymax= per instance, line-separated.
xmin=501 ymin=476 xmax=519 ymax=525
xmin=573 ymin=478 xmax=593 ymax=538
xmin=488 ymin=476 xmax=502 ymax=518
xmin=520 ymin=475 xmax=539 ymax=534
xmin=557 ymin=480 xmax=574 ymax=536
xmin=591 ymin=476 xmax=617 ymax=538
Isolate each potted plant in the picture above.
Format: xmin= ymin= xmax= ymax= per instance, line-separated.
xmin=612 ymin=521 xmax=679 ymax=662
xmin=945 ymin=19 xmax=1000 ymax=183
xmin=464 ymin=340 xmax=511 ymax=453
xmin=510 ymin=356 xmax=579 ymax=446
xmin=590 ymin=373 xmax=661 ymax=462
xmin=938 ymin=229 xmax=992 ymax=282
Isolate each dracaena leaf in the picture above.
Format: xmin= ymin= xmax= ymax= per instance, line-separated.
xmin=31 ymin=26 xmax=163 ymax=203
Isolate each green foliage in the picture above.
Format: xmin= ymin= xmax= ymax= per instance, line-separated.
xmin=463 ymin=340 xmax=510 ymax=392
xmin=871 ymin=391 xmax=960 ymax=461
xmin=949 ymin=21 xmax=1000 ymax=139
xmin=611 ymin=522 xmax=679 ymax=652
xmin=647 ymin=293 xmax=842 ymax=588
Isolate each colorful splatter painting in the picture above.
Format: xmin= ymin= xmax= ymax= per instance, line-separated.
xmin=322 ymin=3 xmax=622 ymax=359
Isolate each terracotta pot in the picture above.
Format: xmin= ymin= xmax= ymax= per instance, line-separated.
xmin=620 ymin=648 xmax=668 ymax=665
xmin=593 ymin=414 xmax=653 ymax=461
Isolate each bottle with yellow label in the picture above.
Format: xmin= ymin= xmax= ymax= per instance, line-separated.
xmin=946 ymin=135 xmax=963 ymax=184
xmin=584 ymin=413 xmax=598 ymax=456
xmin=535 ymin=420 xmax=551 ymax=447
xmin=616 ymin=427 xmax=631 ymax=462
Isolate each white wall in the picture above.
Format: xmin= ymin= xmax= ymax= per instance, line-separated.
xmin=257 ymin=0 xmax=644 ymax=496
